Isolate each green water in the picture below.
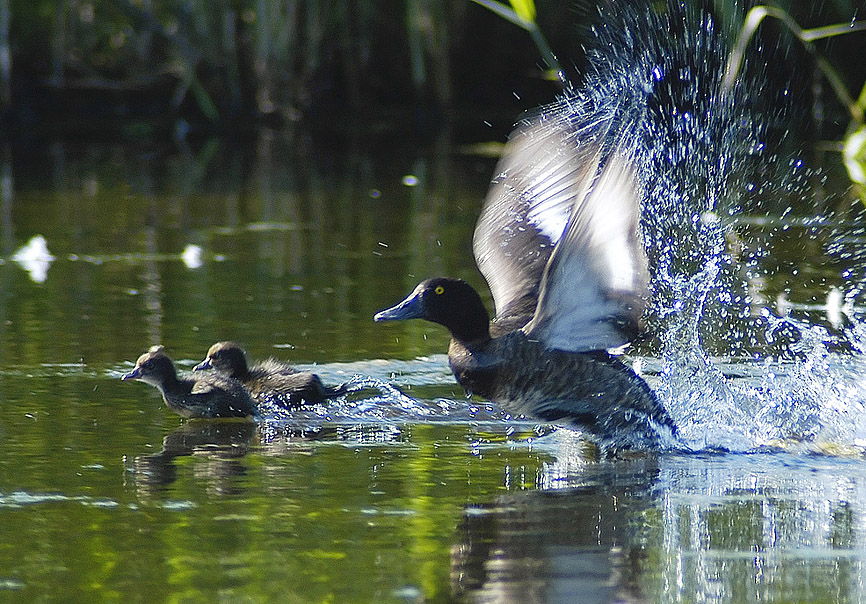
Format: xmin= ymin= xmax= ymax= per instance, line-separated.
xmin=1 ymin=134 xmax=865 ymax=603
xmin=0 ymin=135 xmax=519 ymax=603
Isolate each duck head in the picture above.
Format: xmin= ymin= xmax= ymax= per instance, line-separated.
xmin=374 ymin=277 xmax=490 ymax=343
xmin=121 ymin=345 xmax=177 ymax=386
xmin=194 ymin=341 xmax=248 ymax=376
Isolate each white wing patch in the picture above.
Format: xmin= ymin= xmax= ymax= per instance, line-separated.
xmin=524 ymin=150 xmax=648 ymax=352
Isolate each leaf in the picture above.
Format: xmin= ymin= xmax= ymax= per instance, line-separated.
xmin=844 ymin=126 xmax=866 ymax=207
xmin=844 ymin=126 xmax=866 ymax=186
xmin=508 ymin=0 xmax=536 ymax=24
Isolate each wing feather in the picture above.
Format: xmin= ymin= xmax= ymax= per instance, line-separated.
xmin=523 ymin=148 xmax=648 ymax=352
xmin=473 ymin=102 xmax=611 ymax=330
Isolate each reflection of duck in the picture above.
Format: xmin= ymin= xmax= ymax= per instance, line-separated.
xmin=376 ymin=117 xmax=676 ymax=451
xmin=121 ymin=345 xmax=256 ymax=418
xmin=452 ymin=466 xmax=657 ymax=602
xmin=193 ymin=341 xmax=346 ymax=408
xmin=132 ymin=420 xmax=257 ymax=496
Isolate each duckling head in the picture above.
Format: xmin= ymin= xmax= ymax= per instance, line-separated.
xmin=375 ymin=277 xmax=490 ymax=343
xmin=193 ymin=341 xmax=248 ymax=376
xmin=121 ymin=345 xmax=177 ymax=387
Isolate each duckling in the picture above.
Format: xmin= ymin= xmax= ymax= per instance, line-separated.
xmin=193 ymin=341 xmax=346 ymax=408
xmin=121 ymin=345 xmax=256 ymax=419
xmin=375 ymin=115 xmax=677 ymax=451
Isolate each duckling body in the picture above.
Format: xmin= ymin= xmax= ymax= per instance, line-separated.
xmin=194 ymin=341 xmax=345 ymax=409
xmin=122 ymin=346 xmax=256 ymax=419
xmin=376 ymin=116 xmax=677 ymax=451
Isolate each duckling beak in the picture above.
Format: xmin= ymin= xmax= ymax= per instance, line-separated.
xmin=374 ymin=291 xmax=425 ymax=322
xmin=121 ymin=367 xmax=141 ymax=381
xmin=192 ymin=358 xmax=212 ymax=371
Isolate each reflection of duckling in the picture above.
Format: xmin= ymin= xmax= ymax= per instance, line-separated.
xmin=121 ymin=345 xmax=256 ymax=419
xmin=376 ymin=122 xmax=676 ymax=451
xmin=132 ymin=420 xmax=257 ymax=496
xmin=194 ymin=341 xmax=346 ymax=408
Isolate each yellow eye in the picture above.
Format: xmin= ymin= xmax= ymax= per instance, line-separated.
xmin=435 ymin=286 xmax=445 ymax=295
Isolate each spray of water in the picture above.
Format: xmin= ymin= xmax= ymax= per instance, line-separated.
xmin=566 ymin=2 xmax=866 ymax=452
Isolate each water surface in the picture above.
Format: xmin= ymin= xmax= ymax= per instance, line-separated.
xmin=0 ymin=132 xmax=865 ymax=603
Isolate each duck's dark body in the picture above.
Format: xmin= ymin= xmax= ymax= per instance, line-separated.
xmin=194 ymin=342 xmax=345 ymax=409
xmin=376 ymin=275 xmax=675 ymax=451
xmin=449 ymin=331 xmax=671 ymax=448
xmin=122 ymin=346 xmax=256 ymax=419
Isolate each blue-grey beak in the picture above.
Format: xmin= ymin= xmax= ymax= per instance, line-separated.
xmin=121 ymin=367 xmax=141 ymax=381
xmin=374 ymin=291 xmax=425 ymax=322
xmin=192 ymin=358 xmax=212 ymax=371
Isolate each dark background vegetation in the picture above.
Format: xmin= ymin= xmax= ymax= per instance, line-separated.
xmin=0 ymin=0 xmax=863 ymax=144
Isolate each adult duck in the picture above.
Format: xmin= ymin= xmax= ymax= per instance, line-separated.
xmin=121 ymin=345 xmax=256 ymax=419
xmin=375 ymin=112 xmax=677 ymax=451
xmin=194 ymin=341 xmax=346 ymax=409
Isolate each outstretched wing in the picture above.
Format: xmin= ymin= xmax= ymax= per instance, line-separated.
xmin=473 ymin=101 xmax=611 ymax=332
xmin=523 ymin=146 xmax=648 ymax=352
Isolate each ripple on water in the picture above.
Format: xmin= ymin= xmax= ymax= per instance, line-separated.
xmin=0 ymin=491 xmax=120 ymax=509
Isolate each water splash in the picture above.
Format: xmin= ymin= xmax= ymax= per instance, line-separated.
xmin=571 ymin=2 xmax=866 ymax=453
xmin=257 ymin=372 xmax=512 ymax=430
xmin=653 ymin=260 xmax=757 ymax=452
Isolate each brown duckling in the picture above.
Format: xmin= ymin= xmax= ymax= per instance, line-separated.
xmin=121 ymin=345 xmax=256 ymax=419
xmin=193 ymin=341 xmax=345 ymax=409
